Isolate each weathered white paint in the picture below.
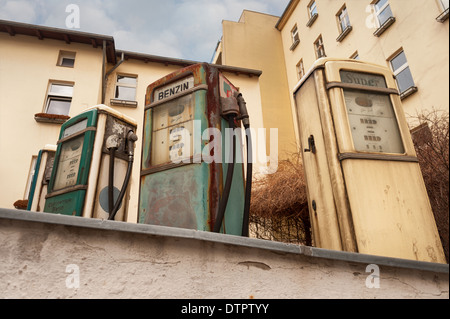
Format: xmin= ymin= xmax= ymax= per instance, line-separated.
xmin=0 ymin=209 xmax=448 ymax=299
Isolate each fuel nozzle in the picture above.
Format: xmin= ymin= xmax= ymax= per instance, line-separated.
xmin=126 ymin=130 xmax=138 ymax=158
xmin=234 ymin=92 xmax=250 ymax=128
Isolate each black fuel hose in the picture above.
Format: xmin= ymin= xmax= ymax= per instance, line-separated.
xmin=108 ymin=158 xmax=133 ymax=220
xmin=241 ymin=123 xmax=252 ymax=237
xmin=213 ymin=116 xmax=236 ymax=233
xmin=108 ymin=147 xmax=116 ymax=216
xmin=108 ymin=131 xmax=138 ymax=221
xmin=235 ymin=93 xmax=252 ymax=237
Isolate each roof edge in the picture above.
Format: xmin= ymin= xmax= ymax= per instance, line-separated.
xmin=275 ymin=0 xmax=300 ymax=31
xmin=117 ymin=50 xmax=262 ymax=77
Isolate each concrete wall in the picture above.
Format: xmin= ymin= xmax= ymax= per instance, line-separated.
xmin=0 ymin=209 xmax=448 ymax=299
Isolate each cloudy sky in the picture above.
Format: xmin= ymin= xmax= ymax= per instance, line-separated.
xmin=0 ymin=0 xmax=290 ymax=62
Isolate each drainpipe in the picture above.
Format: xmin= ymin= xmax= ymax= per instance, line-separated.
xmin=102 ymin=49 xmax=125 ymax=104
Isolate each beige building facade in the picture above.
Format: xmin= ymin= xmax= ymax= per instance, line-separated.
xmin=214 ymin=0 xmax=449 ymax=145
xmin=212 ymin=11 xmax=298 ymax=159
xmin=0 ymin=20 xmax=264 ymax=217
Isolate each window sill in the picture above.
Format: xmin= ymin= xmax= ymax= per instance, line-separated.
xmin=290 ymin=39 xmax=300 ymax=51
xmin=373 ymin=16 xmax=395 ymax=37
xmin=436 ymin=8 xmax=449 ymax=22
xmin=34 ymin=113 xmax=70 ymax=124
xmin=336 ymin=25 xmax=352 ymax=42
xmin=110 ymin=99 xmax=138 ymax=108
xmin=400 ymin=86 xmax=418 ymax=100
xmin=306 ymin=13 xmax=318 ymax=27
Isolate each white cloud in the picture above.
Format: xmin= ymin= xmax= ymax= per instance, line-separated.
xmin=0 ymin=0 xmax=38 ymax=23
xmin=0 ymin=0 xmax=290 ymax=61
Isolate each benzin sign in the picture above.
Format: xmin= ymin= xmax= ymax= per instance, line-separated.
xmin=154 ymin=76 xmax=195 ymax=102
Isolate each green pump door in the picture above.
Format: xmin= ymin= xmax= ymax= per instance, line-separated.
xmin=44 ymin=109 xmax=98 ymax=216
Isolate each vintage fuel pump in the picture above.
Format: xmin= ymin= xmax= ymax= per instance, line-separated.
xmin=27 ymin=144 xmax=56 ymax=212
xmin=139 ymin=63 xmax=252 ymax=236
xmin=44 ymin=105 xmax=138 ymax=221
xmin=293 ymin=58 xmax=445 ymax=263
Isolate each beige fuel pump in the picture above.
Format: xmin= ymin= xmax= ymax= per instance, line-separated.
xmin=293 ymin=58 xmax=445 ymax=263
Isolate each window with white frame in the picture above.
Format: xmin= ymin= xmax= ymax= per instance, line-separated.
xmin=389 ymin=50 xmax=416 ymax=98
xmin=291 ymin=25 xmax=300 ymax=44
xmin=338 ymin=6 xmax=351 ymax=33
xmin=350 ymin=51 xmax=360 ymax=60
xmin=314 ymin=35 xmax=326 ymax=59
xmin=306 ymin=0 xmax=319 ymax=27
xmin=374 ymin=0 xmax=394 ymax=27
xmin=114 ymin=75 xmax=137 ymax=101
xmin=44 ymin=82 xmax=74 ymax=115
xmin=290 ymin=25 xmax=300 ymax=50
xmin=436 ymin=0 xmax=449 ymax=21
xmin=57 ymin=51 xmax=76 ymax=68
xmin=308 ymin=0 xmax=318 ymax=18
xmin=296 ymin=59 xmax=305 ymax=80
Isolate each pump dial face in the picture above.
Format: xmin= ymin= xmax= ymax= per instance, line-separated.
xmin=343 ymin=89 xmax=404 ymax=154
xmin=151 ymin=94 xmax=194 ymax=166
xmin=53 ymin=135 xmax=84 ymax=190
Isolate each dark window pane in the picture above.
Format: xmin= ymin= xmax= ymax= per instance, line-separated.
xmin=396 ymin=67 xmax=415 ymax=93
xmin=47 ymin=98 xmax=71 ymax=115
xmin=390 ymin=51 xmax=407 ymax=71
xmin=115 ymin=86 xmax=136 ymax=101
xmin=61 ymin=58 xmax=75 ymax=67
xmin=377 ymin=5 xmax=393 ymax=26
xmin=375 ymin=0 xmax=389 ymax=12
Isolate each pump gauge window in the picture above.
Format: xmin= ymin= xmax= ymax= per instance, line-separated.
xmin=343 ymin=89 xmax=404 ymax=154
xmin=151 ymin=94 xmax=194 ymax=166
xmin=53 ymin=135 xmax=84 ymax=190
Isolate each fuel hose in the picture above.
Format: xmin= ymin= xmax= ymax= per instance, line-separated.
xmin=213 ymin=116 xmax=236 ymax=233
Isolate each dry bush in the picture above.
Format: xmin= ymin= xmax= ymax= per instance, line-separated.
xmin=409 ymin=109 xmax=449 ymax=263
xmin=249 ymin=153 xmax=311 ymax=245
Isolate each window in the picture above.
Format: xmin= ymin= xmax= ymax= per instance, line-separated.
xmin=114 ymin=75 xmax=137 ymax=101
xmin=296 ymin=59 xmax=305 ymax=80
xmin=290 ymin=25 xmax=300 ymax=50
xmin=308 ymin=0 xmax=318 ymax=17
xmin=338 ymin=7 xmax=351 ymax=32
xmin=44 ymin=83 xmax=74 ymax=115
xmin=436 ymin=0 xmax=449 ymax=22
xmin=336 ymin=6 xmax=352 ymax=42
xmin=306 ymin=0 xmax=319 ymax=27
xmin=373 ymin=0 xmax=395 ymax=36
xmin=438 ymin=0 xmax=449 ymax=10
xmin=389 ymin=50 xmax=417 ymax=99
xmin=57 ymin=51 xmax=76 ymax=67
xmin=350 ymin=51 xmax=360 ymax=60
xmin=314 ymin=35 xmax=326 ymax=59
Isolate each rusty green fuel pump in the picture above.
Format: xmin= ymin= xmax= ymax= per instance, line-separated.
xmin=139 ymin=63 xmax=252 ymax=236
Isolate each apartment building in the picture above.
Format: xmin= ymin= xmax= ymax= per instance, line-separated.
xmin=214 ymin=0 xmax=449 ymax=144
xmin=0 ymin=20 xmax=264 ymax=217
